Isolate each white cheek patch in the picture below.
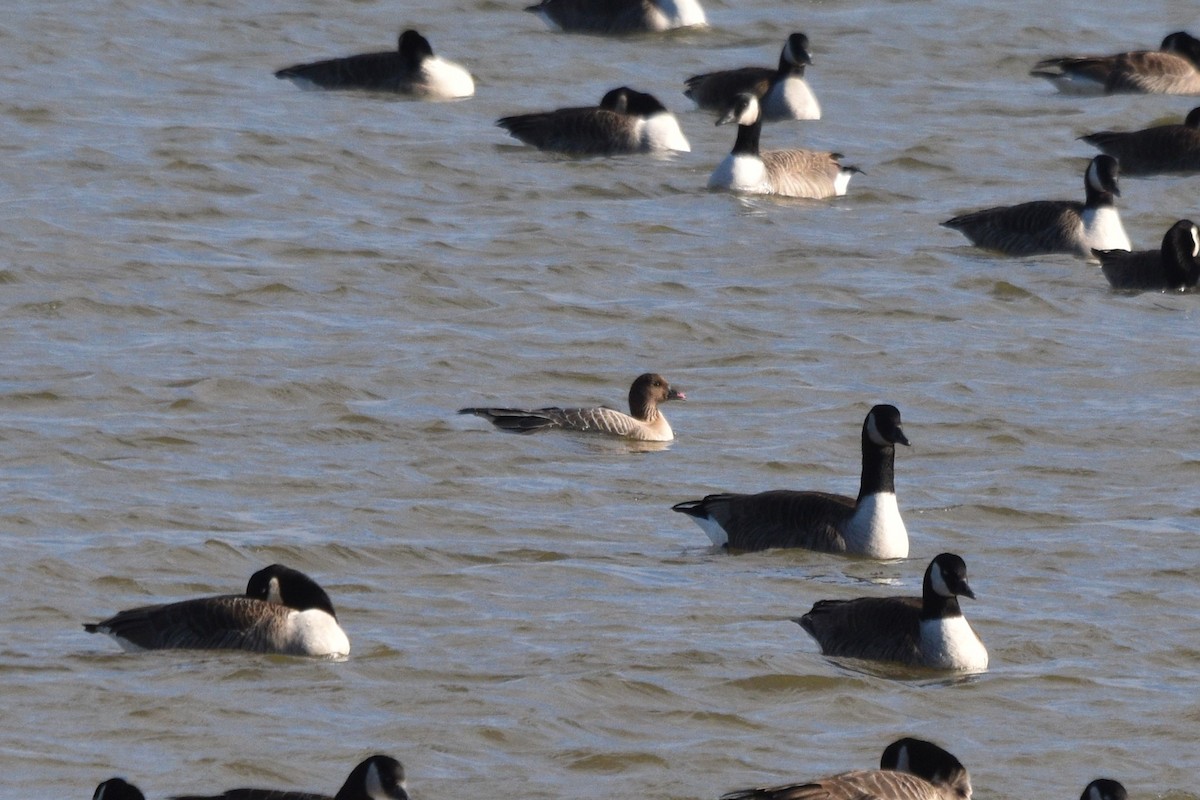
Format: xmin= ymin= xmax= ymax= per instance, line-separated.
xmin=1086 ymin=159 xmax=1102 ymax=191
xmin=1190 ymin=225 xmax=1199 ymax=257
xmin=266 ymin=577 xmax=283 ymax=604
xmin=891 ymin=743 xmax=911 ymax=773
xmin=865 ymin=412 xmax=887 ymax=446
xmin=930 ymin=563 xmax=952 ymax=597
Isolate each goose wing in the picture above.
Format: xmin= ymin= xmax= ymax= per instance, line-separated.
xmin=1095 ymin=248 xmax=1170 ymax=290
xmin=675 ymin=490 xmax=856 ymax=551
xmin=685 ymin=67 xmax=774 ymax=110
xmin=1081 ymin=125 xmax=1200 ymax=173
xmin=86 ymin=595 xmax=289 ymax=651
xmin=459 ymin=405 xmax=645 ymax=436
xmin=275 ymin=51 xmax=406 ymax=91
xmin=942 ymin=200 xmax=1084 ymax=256
xmin=798 ymin=596 xmax=923 ymax=662
xmin=724 ymin=770 xmax=948 ymax=800
xmin=173 ymin=791 xmax=330 ymax=800
xmin=497 ymin=108 xmax=640 ymax=154
xmin=1107 ymin=51 xmax=1200 ymax=94
xmin=526 ymin=0 xmax=656 ymax=33
xmin=761 ymin=149 xmax=842 ymax=198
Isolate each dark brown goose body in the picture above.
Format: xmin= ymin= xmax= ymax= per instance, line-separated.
xmin=172 ymin=755 xmax=407 ymax=800
xmin=1081 ymin=107 xmax=1200 ymax=174
xmin=524 ymin=0 xmax=706 ymax=34
xmin=1096 ymin=219 xmax=1200 ymax=291
xmin=685 ymin=33 xmax=820 ymax=121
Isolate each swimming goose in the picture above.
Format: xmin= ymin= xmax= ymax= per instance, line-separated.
xmin=1032 ymin=31 xmax=1200 ymax=95
xmin=721 ymin=738 xmax=971 ymax=800
xmin=1095 ymin=219 xmax=1200 ymax=291
xmin=172 ymin=755 xmax=407 ymax=800
xmin=497 ymin=87 xmax=690 ymax=155
xmin=525 ymin=0 xmax=706 ymax=34
xmin=1080 ymin=106 xmax=1200 ymax=175
xmin=274 ymin=30 xmax=474 ymax=99
xmin=672 ymin=404 xmax=909 ymax=557
xmin=685 ymin=33 xmax=821 ymax=121
xmin=797 ymin=553 xmax=988 ymax=672
xmin=941 ymin=155 xmax=1130 ymax=258
xmin=95 ymin=778 xmax=146 ymax=800
xmin=1079 ymin=780 xmax=1128 ymax=800
xmin=460 ymin=373 xmax=684 ymax=441
xmin=84 ymin=564 xmax=350 ymax=657
xmin=708 ymin=93 xmax=858 ymax=198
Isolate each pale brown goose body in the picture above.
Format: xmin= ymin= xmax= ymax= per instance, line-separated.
xmin=1032 ymin=31 xmax=1200 ymax=95
xmin=1081 ymin=106 xmax=1200 ymax=174
xmin=172 ymin=755 xmax=407 ymax=800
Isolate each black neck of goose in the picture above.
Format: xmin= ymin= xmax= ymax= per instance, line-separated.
xmin=1164 ymin=229 xmax=1200 ymax=287
xmin=1084 ymin=180 xmax=1116 ymax=209
xmin=858 ymin=428 xmax=896 ymax=500
xmin=732 ymin=119 xmax=762 ymax=156
xmin=921 ymin=572 xmax=962 ymax=621
xmin=777 ymin=54 xmax=807 ymax=77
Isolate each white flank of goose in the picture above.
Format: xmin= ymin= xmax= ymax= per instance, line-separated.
xmin=672 ymin=404 xmax=908 ymax=557
xmin=1096 ymin=219 xmax=1200 ymax=291
xmin=942 ymin=155 xmax=1130 ymax=258
xmin=1081 ymin=106 xmax=1200 ymax=175
xmin=171 ymin=755 xmax=408 ymax=800
xmin=497 ymin=87 xmax=689 ymax=155
xmin=525 ymin=0 xmax=706 ymax=34
xmin=797 ymin=552 xmax=988 ymax=672
xmin=275 ymin=29 xmax=474 ymax=99
xmin=459 ymin=372 xmax=685 ymax=441
xmin=686 ymin=32 xmax=821 ymax=121
xmin=84 ymin=564 xmax=350 ymax=657
xmin=1031 ymin=31 xmax=1200 ymax=95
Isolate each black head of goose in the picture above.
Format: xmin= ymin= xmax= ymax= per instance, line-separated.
xmin=496 ymin=87 xmax=689 ymax=155
xmin=459 ymin=373 xmax=685 ymax=441
xmin=797 ymin=553 xmax=988 ymax=672
xmin=707 ymin=92 xmax=858 ymax=199
xmin=1079 ymin=780 xmax=1128 ymax=800
xmin=672 ymin=404 xmax=909 ymax=557
xmin=685 ymin=32 xmax=821 ymax=121
xmin=1080 ymin=106 xmax=1200 ymax=175
xmin=171 ymin=754 xmax=408 ymax=800
xmin=84 ymin=564 xmax=350 ymax=657
xmin=274 ymin=29 xmax=474 ymax=99
xmin=94 ymin=778 xmax=146 ymax=800
xmin=1031 ymin=31 xmax=1200 ymax=95
xmin=941 ymin=155 xmax=1130 ymax=258
xmin=719 ymin=738 xmax=970 ymax=800
xmin=524 ymin=0 xmax=707 ymax=34
xmin=1096 ymin=219 xmax=1200 ymax=291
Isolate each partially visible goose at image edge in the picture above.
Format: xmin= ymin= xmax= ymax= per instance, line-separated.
xmin=275 ymin=29 xmax=474 ymax=99
xmin=497 ymin=87 xmax=690 ymax=155
xmin=1031 ymin=30 xmax=1200 ymax=95
xmin=1096 ymin=219 xmax=1200 ymax=291
xmin=685 ymin=32 xmax=821 ymax=121
xmin=797 ymin=552 xmax=988 ymax=672
xmin=525 ymin=0 xmax=706 ymax=34
xmin=171 ymin=754 xmax=408 ymax=800
xmin=84 ymin=564 xmax=350 ymax=657
xmin=672 ymin=404 xmax=909 ymax=557
xmin=459 ymin=372 xmax=685 ymax=441
xmin=94 ymin=778 xmax=145 ymax=800
xmin=1080 ymin=106 xmax=1200 ymax=174
xmin=1079 ymin=780 xmax=1128 ymax=800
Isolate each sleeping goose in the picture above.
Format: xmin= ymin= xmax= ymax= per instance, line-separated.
xmin=672 ymin=404 xmax=909 ymax=557
xmin=84 ymin=564 xmax=350 ymax=657
xmin=274 ymin=29 xmax=474 ymax=99
xmin=497 ymin=87 xmax=690 ymax=155
xmin=1031 ymin=31 xmax=1200 ymax=95
xmin=1095 ymin=219 xmax=1200 ymax=291
xmin=1079 ymin=780 xmax=1128 ymax=800
xmin=459 ymin=373 xmax=685 ymax=441
xmin=95 ymin=779 xmax=146 ymax=800
xmin=1080 ymin=106 xmax=1200 ymax=175
xmin=685 ymin=33 xmax=821 ymax=121
xmin=708 ymin=93 xmax=856 ymax=198
xmin=525 ymin=0 xmax=706 ymax=34
xmin=941 ymin=155 xmax=1130 ymax=258
xmin=721 ymin=738 xmax=971 ymax=800
xmin=172 ymin=755 xmax=407 ymax=800
xmin=797 ymin=553 xmax=988 ymax=672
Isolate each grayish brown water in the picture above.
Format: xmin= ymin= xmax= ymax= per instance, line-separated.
xmin=3 ymin=0 xmax=1200 ymax=797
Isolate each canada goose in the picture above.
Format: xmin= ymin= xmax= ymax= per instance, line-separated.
xmin=685 ymin=32 xmax=821 ymax=121
xmin=84 ymin=564 xmax=350 ymax=657
xmin=721 ymin=738 xmax=971 ymax=800
xmin=941 ymin=155 xmax=1130 ymax=258
xmin=672 ymin=404 xmax=909 ymax=557
xmin=95 ymin=779 xmax=146 ymax=800
xmin=797 ymin=553 xmax=988 ymax=672
xmin=1032 ymin=31 xmax=1200 ymax=95
xmin=459 ymin=373 xmax=685 ymax=441
xmin=525 ymin=0 xmax=706 ymax=34
xmin=172 ymin=755 xmax=407 ymax=800
xmin=274 ymin=30 xmax=474 ymax=99
xmin=1095 ymin=219 xmax=1200 ymax=291
xmin=1079 ymin=780 xmax=1128 ymax=800
xmin=497 ymin=87 xmax=690 ymax=155
xmin=1080 ymin=106 xmax=1200 ymax=174
xmin=708 ymin=93 xmax=857 ymax=198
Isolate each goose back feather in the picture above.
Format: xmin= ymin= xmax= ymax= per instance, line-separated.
xmin=1031 ymin=31 xmax=1200 ymax=94
xmin=1081 ymin=106 xmax=1200 ymax=174
xmin=525 ymin=0 xmax=706 ymax=34
xmin=172 ymin=755 xmax=408 ymax=800
xmin=1096 ymin=219 xmax=1200 ymax=291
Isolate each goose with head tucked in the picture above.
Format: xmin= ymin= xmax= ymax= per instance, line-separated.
xmin=497 ymin=87 xmax=690 ymax=155
xmin=1032 ymin=31 xmax=1200 ymax=95
xmin=172 ymin=755 xmax=408 ymax=800
xmin=1080 ymin=106 xmax=1200 ymax=175
xmin=685 ymin=33 xmax=821 ymax=121
xmin=274 ymin=29 xmax=474 ymax=99
xmin=525 ymin=0 xmax=705 ymax=34
xmin=797 ymin=553 xmax=988 ymax=672
xmin=84 ymin=564 xmax=350 ymax=657
xmin=1078 ymin=780 xmax=1128 ymax=800
xmin=708 ymin=93 xmax=857 ymax=198
xmin=672 ymin=404 xmax=909 ymax=557
xmin=460 ymin=373 xmax=685 ymax=441
xmin=1095 ymin=219 xmax=1200 ymax=291
xmin=942 ymin=155 xmax=1130 ymax=259
xmin=95 ymin=779 xmax=146 ymax=800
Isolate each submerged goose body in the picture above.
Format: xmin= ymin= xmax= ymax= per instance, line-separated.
xmin=172 ymin=755 xmax=408 ymax=800
xmin=672 ymin=404 xmax=909 ymax=557
xmin=722 ymin=738 xmax=971 ymax=800
xmin=84 ymin=564 xmax=349 ymax=657
xmin=798 ymin=553 xmax=988 ymax=672
xmin=497 ymin=87 xmax=690 ymax=155
xmin=95 ymin=779 xmax=146 ymax=800
xmin=525 ymin=0 xmax=706 ymax=34
xmin=685 ymin=33 xmax=821 ymax=121
xmin=1096 ymin=219 xmax=1200 ymax=291
xmin=708 ymin=93 xmax=856 ymax=198
xmin=275 ymin=30 xmax=474 ymax=99
xmin=942 ymin=155 xmax=1130 ymax=258
xmin=1081 ymin=106 xmax=1200 ymax=174
xmin=1032 ymin=31 xmax=1200 ymax=95
xmin=459 ymin=373 xmax=685 ymax=441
